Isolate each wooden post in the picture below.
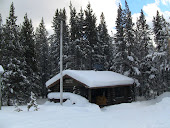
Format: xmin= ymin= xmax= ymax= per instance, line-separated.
xmin=88 ymin=89 xmax=91 ymax=103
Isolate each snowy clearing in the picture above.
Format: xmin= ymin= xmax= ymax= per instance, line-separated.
xmin=0 ymin=92 xmax=170 ymax=128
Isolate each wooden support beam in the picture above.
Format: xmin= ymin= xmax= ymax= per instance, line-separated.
xmin=88 ymin=89 xmax=91 ymax=103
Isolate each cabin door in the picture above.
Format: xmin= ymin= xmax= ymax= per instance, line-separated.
xmin=92 ymin=88 xmax=107 ymax=106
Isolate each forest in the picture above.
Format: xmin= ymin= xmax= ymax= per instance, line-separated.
xmin=0 ymin=1 xmax=169 ymax=106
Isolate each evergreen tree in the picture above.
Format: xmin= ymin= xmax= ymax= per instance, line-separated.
xmin=0 ymin=13 xmax=3 ymax=63
xmin=134 ymin=10 xmax=153 ymax=97
xmin=97 ymin=12 xmax=112 ymax=70
xmin=2 ymin=3 xmax=26 ymax=105
xmin=14 ymin=102 xmax=23 ymax=112
xmin=84 ymin=3 xmax=98 ymax=70
xmin=111 ymin=4 xmax=127 ymax=74
xmin=50 ymin=8 xmax=69 ymax=76
xmin=123 ymin=0 xmax=137 ymax=77
xmin=69 ymin=2 xmax=78 ymax=42
xmin=50 ymin=9 xmax=60 ymax=76
xmin=20 ymin=13 xmax=40 ymax=100
xmin=60 ymin=9 xmax=70 ymax=70
xmin=151 ymin=11 xmax=170 ymax=96
xmin=69 ymin=5 xmax=87 ymax=70
xmin=27 ymin=92 xmax=39 ymax=111
xmin=35 ymin=18 xmax=49 ymax=98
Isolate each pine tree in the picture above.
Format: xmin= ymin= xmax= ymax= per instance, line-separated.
xmin=2 ymin=3 xmax=26 ymax=105
xmin=134 ymin=9 xmax=153 ymax=97
xmin=50 ymin=8 xmax=70 ymax=77
xmin=97 ymin=12 xmax=112 ymax=70
xmin=84 ymin=3 xmax=98 ymax=70
xmin=111 ymin=4 xmax=127 ymax=74
xmin=14 ymin=102 xmax=23 ymax=112
xmin=69 ymin=2 xmax=78 ymax=42
xmin=68 ymin=3 xmax=78 ymax=69
xmin=0 ymin=13 xmax=3 ymax=63
xmin=27 ymin=92 xmax=39 ymax=111
xmin=20 ymin=13 xmax=40 ymax=101
xmin=35 ymin=18 xmax=49 ymax=98
xmin=123 ymin=0 xmax=137 ymax=77
xmin=69 ymin=5 xmax=87 ymax=70
xmin=152 ymin=11 xmax=170 ymax=96
xmin=60 ymin=9 xmax=70 ymax=70
xmin=75 ymin=8 xmax=88 ymax=70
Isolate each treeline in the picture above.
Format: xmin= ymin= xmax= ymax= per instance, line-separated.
xmin=0 ymin=1 xmax=169 ymax=105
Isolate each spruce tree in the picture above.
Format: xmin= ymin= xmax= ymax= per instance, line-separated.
xmin=97 ymin=12 xmax=112 ymax=70
xmin=123 ymin=0 xmax=137 ymax=77
xmin=69 ymin=5 xmax=87 ymax=70
xmin=35 ymin=18 xmax=49 ymax=98
xmin=20 ymin=13 xmax=40 ymax=101
xmin=50 ymin=9 xmax=60 ymax=76
xmin=0 ymin=14 xmax=3 ymax=63
xmin=112 ymin=4 xmax=127 ymax=74
xmin=27 ymin=92 xmax=39 ymax=111
xmin=50 ymin=8 xmax=70 ymax=76
xmin=2 ymin=3 xmax=26 ymax=105
xmin=134 ymin=9 xmax=153 ymax=97
xmin=84 ymin=3 xmax=98 ymax=70
xmin=69 ymin=2 xmax=78 ymax=42
xmin=152 ymin=11 xmax=170 ymax=96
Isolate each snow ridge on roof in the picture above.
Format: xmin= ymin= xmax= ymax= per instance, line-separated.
xmin=46 ymin=70 xmax=134 ymax=88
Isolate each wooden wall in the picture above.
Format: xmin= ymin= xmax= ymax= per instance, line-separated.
xmin=48 ymin=77 xmax=134 ymax=106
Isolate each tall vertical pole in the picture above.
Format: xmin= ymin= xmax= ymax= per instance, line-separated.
xmin=60 ymin=20 xmax=63 ymax=105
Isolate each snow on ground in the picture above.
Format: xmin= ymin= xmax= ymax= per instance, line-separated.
xmin=48 ymin=92 xmax=90 ymax=106
xmin=0 ymin=92 xmax=170 ymax=128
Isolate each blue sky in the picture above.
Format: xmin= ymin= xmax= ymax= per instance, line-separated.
xmin=121 ymin=0 xmax=170 ymax=14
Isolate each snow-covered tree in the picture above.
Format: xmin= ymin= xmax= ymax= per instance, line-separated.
xmin=50 ymin=8 xmax=70 ymax=76
xmin=68 ymin=5 xmax=88 ymax=70
xmin=84 ymin=3 xmax=98 ymax=70
xmin=14 ymin=102 xmax=23 ymax=112
xmin=2 ymin=3 xmax=26 ymax=105
xmin=134 ymin=9 xmax=153 ymax=97
xmin=27 ymin=92 xmax=39 ymax=111
xmin=151 ymin=11 xmax=170 ymax=96
xmin=111 ymin=4 xmax=126 ymax=74
xmin=0 ymin=13 xmax=3 ymax=63
xmin=97 ymin=12 xmax=112 ymax=70
xmin=112 ymin=2 xmax=137 ymax=76
xmin=20 ymin=13 xmax=40 ymax=100
xmin=35 ymin=18 xmax=49 ymax=98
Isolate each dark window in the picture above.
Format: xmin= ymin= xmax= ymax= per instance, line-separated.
xmin=64 ymin=79 xmax=73 ymax=84
xmin=115 ymin=87 xmax=124 ymax=98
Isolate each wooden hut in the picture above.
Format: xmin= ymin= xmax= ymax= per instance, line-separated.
xmin=46 ymin=70 xmax=135 ymax=106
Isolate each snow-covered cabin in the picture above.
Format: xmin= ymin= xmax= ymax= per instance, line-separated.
xmin=46 ymin=70 xmax=135 ymax=106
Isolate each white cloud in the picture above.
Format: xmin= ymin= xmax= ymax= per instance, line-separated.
xmin=0 ymin=0 xmax=120 ymax=35
xmin=132 ymin=13 xmax=140 ymax=24
xmin=132 ymin=0 xmax=170 ymax=28
xmin=143 ymin=2 xmax=161 ymax=27
xmin=161 ymin=0 xmax=170 ymax=5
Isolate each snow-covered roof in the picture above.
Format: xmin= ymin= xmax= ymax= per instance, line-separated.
xmin=0 ymin=65 xmax=4 ymax=74
xmin=46 ymin=70 xmax=134 ymax=88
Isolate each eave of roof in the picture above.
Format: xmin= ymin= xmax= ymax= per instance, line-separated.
xmin=46 ymin=70 xmax=134 ymax=88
